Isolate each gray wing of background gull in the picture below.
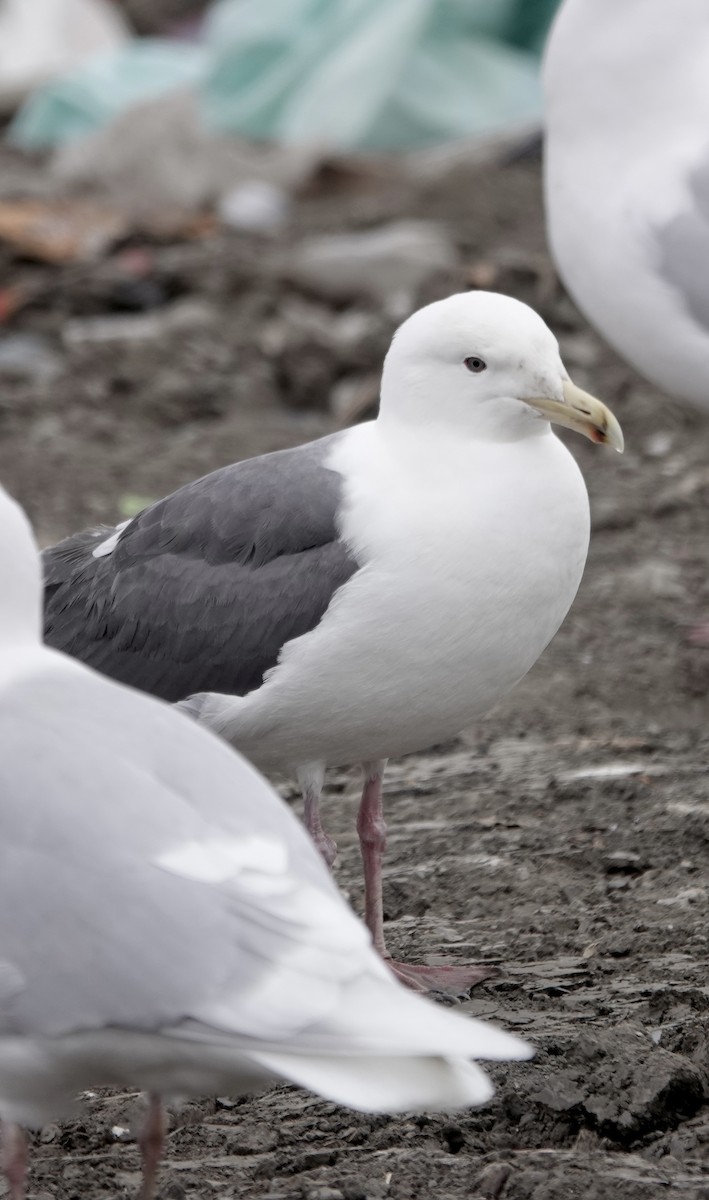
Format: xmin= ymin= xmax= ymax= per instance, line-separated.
xmin=0 ymin=659 xmax=529 ymax=1111
xmin=42 ymin=433 xmax=359 ymax=702
xmin=656 ymin=152 xmax=709 ymax=333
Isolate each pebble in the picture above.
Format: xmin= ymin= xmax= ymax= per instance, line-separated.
xmin=0 ymin=333 xmax=62 ymax=382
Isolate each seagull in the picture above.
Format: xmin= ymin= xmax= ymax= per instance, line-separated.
xmin=543 ymin=0 xmax=709 ymax=410
xmin=0 ymin=480 xmax=531 ymax=1200
xmin=43 ymin=290 xmax=623 ymax=992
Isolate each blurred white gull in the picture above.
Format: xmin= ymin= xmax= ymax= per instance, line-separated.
xmin=43 ymin=290 xmax=623 ymax=993
xmin=0 ymin=481 xmax=532 ymax=1200
xmin=544 ymin=0 xmax=709 ymax=409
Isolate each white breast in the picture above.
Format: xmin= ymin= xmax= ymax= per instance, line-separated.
xmin=232 ymin=423 xmax=590 ymax=771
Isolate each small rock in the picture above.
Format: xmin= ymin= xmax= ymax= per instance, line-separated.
xmin=476 ymin=1161 xmax=512 ymax=1197
xmin=111 ymin=1124 xmax=133 ymax=1142
xmin=306 ymin=1188 xmax=345 ymax=1200
xmin=598 ymin=933 xmax=634 ymax=957
xmin=295 ymin=1149 xmax=337 ymax=1170
xmin=531 ymin=1024 xmax=705 ymax=1140
xmin=162 ymin=1184 xmax=188 ymax=1200
xmin=603 ymin=850 xmax=644 ymax=874
xmin=227 ymin=1124 xmax=279 ymax=1154
xmin=0 ymin=334 xmax=62 ymax=382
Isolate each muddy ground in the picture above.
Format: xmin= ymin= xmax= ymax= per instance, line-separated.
xmin=1 ymin=138 xmax=709 ymax=1199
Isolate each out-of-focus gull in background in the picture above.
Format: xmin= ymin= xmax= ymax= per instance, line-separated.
xmin=544 ymin=0 xmax=709 ymax=411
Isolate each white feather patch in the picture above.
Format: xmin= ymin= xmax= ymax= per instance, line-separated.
xmin=155 ymin=835 xmax=288 ymax=886
xmin=92 ymin=520 xmax=130 ymax=559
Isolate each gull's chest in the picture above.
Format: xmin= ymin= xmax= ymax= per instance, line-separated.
xmin=340 ymin=439 xmax=590 ymax=642
xmin=247 ymin=433 xmax=591 ymax=766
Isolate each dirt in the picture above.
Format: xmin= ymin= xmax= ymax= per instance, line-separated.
xmin=1 ymin=139 xmax=709 ymax=1199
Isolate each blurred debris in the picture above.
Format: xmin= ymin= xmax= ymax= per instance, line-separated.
xmin=287 ymin=221 xmax=457 ymax=304
xmin=0 ymin=284 xmax=32 ymax=323
xmin=331 ymin=375 xmax=380 ymax=425
xmin=117 ymin=0 xmax=208 ymax=37
xmin=643 ymin=430 xmax=674 ymax=459
xmin=0 ymin=0 xmax=128 ymax=115
xmin=0 ymin=198 xmax=128 ymax=263
xmin=0 ymin=196 xmax=216 ymax=264
xmin=591 ymin=558 xmax=686 ymax=604
xmin=62 ymin=297 xmax=215 ymax=345
xmin=9 ymin=39 xmax=207 ymax=150
xmin=652 ymin=466 xmax=709 ymax=516
xmin=0 ymin=333 xmax=62 ymax=382
xmin=52 ymin=92 xmax=322 ymax=219
xmin=403 ymin=121 xmax=542 ymax=185
xmin=255 ymin=298 xmax=388 ymax=412
xmin=465 ymin=248 xmax=557 ymax=308
xmin=217 ymin=181 xmax=290 ymax=234
xmin=590 ymin=496 xmax=638 ymax=533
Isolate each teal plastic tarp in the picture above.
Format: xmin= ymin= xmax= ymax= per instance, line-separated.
xmin=9 ymin=0 xmax=561 ymax=152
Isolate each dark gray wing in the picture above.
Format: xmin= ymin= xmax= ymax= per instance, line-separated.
xmin=656 ymin=155 xmax=709 ymax=331
xmin=43 ymin=433 xmax=359 ymax=702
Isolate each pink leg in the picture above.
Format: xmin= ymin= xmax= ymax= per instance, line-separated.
xmin=299 ymin=763 xmax=337 ymax=869
xmin=1 ymin=1123 xmax=27 ymax=1200
xmin=357 ymin=761 xmax=498 ymax=996
xmin=357 ymin=761 xmax=389 ymax=957
xmin=137 ymin=1093 xmax=167 ymax=1200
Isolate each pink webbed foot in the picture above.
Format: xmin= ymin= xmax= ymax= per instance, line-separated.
xmin=382 ymin=957 xmax=501 ymax=995
xmin=356 ymin=762 xmax=500 ymax=996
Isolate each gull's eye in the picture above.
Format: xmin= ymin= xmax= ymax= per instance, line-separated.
xmin=464 ymin=356 xmax=487 ymax=374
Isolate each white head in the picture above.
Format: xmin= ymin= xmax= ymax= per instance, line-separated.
xmin=378 ymin=291 xmax=623 ymax=450
xmin=0 ymin=485 xmax=42 ymax=646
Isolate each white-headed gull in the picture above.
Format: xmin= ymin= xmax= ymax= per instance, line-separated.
xmin=43 ymin=290 xmax=623 ymax=991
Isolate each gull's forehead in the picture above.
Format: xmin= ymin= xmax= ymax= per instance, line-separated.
xmin=394 ymin=292 xmax=559 ymax=362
